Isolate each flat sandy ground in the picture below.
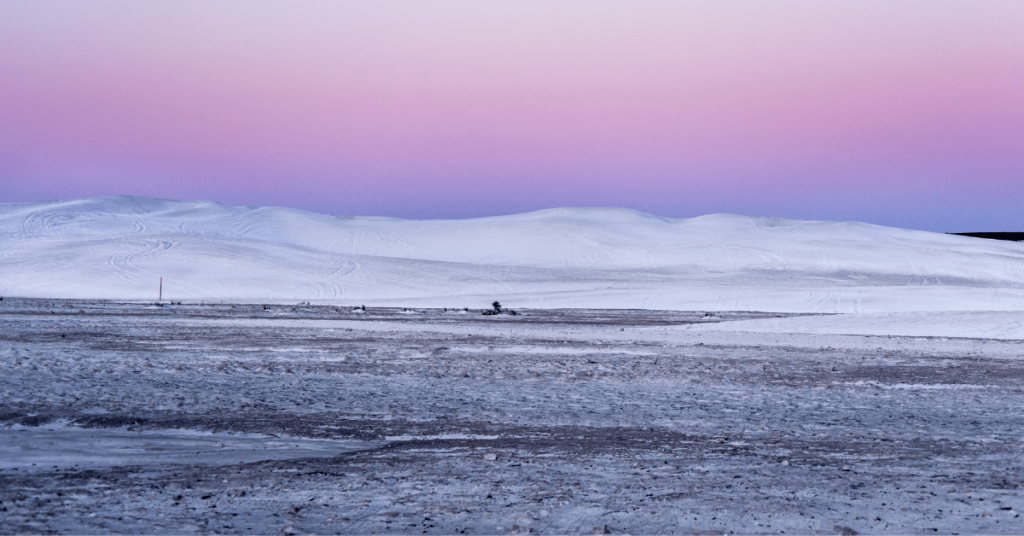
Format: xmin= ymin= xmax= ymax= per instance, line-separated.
xmin=1 ymin=299 xmax=1022 ymax=534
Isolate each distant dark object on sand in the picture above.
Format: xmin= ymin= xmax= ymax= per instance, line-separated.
xmin=949 ymin=232 xmax=1024 ymax=242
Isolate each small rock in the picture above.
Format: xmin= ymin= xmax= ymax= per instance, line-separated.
xmin=982 ymin=511 xmax=992 ymax=517
xmin=593 ymin=525 xmax=611 ymax=534
xmin=780 ymin=460 xmax=790 ymax=466
xmin=484 ymin=453 xmax=497 ymax=461
xmin=281 ymin=524 xmax=303 ymax=535
xmin=833 ymin=525 xmax=858 ymax=536
xmin=841 ymin=465 xmax=851 ymax=471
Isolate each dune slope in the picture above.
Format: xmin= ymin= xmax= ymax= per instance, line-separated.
xmin=1 ymin=196 xmax=1023 ymax=312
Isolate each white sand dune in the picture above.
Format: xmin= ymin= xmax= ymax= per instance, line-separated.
xmin=2 ymin=195 xmax=1023 ymax=313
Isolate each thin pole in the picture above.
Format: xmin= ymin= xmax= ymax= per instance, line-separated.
xmin=159 ymin=276 xmax=162 ymax=302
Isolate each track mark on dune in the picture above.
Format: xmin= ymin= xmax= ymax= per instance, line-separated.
xmin=21 ymin=208 xmax=149 ymax=240
xmin=814 ymin=242 xmax=835 ymax=272
xmin=719 ymin=244 xmax=784 ymax=270
xmin=106 ymin=239 xmax=176 ymax=286
xmin=20 ymin=210 xmax=52 ymax=239
xmin=313 ymin=258 xmax=360 ymax=299
xmin=795 ymin=290 xmax=836 ymax=313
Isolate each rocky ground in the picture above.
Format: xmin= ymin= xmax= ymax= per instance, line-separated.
xmin=1 ymin=298 xmax=1022 ymax=534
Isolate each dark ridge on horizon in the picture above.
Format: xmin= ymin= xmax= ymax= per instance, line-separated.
xmin=949 ymin=232 xmax=1024 ymax=242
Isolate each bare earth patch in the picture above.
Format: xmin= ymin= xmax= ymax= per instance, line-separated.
xmin=1 ymin=299 xmax=1022 ymax=534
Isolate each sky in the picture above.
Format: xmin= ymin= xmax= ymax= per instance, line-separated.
xmin=2 ymin=1 xmax=1022 ymax=231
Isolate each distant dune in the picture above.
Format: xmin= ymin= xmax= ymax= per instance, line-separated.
xmin=2 ymin=196 xmax=1023 ymax=312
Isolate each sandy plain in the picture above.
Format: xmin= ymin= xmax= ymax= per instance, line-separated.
xmin=1 ymin=299 xmax=1022 ymax=534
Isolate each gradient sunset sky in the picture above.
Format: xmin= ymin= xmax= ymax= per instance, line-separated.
xmin=2 ymin=1 xmax=1022 ymax=231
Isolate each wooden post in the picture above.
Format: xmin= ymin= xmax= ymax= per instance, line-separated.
xmin=159 ymin=276 xmax=162 ymax=302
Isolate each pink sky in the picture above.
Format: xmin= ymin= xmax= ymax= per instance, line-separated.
xmin=2 ymin=1 xmax=1022 ymax=230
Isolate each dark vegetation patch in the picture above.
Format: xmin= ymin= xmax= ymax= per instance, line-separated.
xmin=950 ymin=232 xmax=1024 ymax=242
xmin=0 ymin=297 xmax=812 ymax=326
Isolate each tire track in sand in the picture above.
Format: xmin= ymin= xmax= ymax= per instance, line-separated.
xmin=313 ymin=258 xmax=361 ymax=299
xmin=106 ymin=239 xmax=176 ymax=286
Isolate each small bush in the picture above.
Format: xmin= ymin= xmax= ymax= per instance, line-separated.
xmin=482 ymin=301 xmax=518 ymax=316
